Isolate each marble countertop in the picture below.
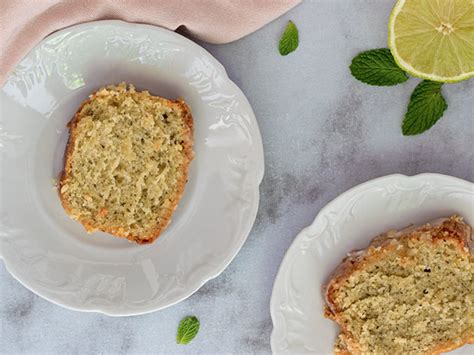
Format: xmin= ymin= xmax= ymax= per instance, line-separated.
xmin=1 ymin=1 xmax=473 ymax=354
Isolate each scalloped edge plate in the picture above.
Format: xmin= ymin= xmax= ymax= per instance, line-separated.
xmin=0 ymin=20 xmax=264 ymax=316
xmin=270 ymin=173 xmax=473 ymax=354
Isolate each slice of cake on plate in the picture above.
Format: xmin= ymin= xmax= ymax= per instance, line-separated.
xmin=59 ymin=83 xmax=193 ymax=244
xmin=324 ymin=215 xmax=473 ymax=354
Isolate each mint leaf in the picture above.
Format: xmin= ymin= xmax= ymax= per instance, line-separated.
xmin=350 ymin=48 xmax=408 ymax=86
xmin=402 ymin=80 xmax=447 ymax=135
xmin=279 ymin=21 xmax=299 ymax=56
xmin=176 ymin=316 xmax=200 ymax=345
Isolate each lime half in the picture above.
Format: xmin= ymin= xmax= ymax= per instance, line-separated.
xmin=388 ymin=0 xmax=474 ymax=83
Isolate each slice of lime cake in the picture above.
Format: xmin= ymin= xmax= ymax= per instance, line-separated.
xmin=59 ymin=83 xmax=193 ymax=244
xmin=324 ymin=216 xmax=473 ymax=354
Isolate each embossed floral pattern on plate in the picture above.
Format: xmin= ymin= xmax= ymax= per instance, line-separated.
xmin=0 ymin=20 xmax=264 ymax=316
xmin=270 ymin=174 xmax=473 ymax=354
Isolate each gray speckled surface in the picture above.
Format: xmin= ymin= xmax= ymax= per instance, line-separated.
xmin=1 ymin=1 xmax=473 ymax=354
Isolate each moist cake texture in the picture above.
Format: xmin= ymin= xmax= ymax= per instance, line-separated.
xmin=59 ymin=83 xmax=193 ymax=244
xmin=324 ymin=216 xmax=474 ymax=354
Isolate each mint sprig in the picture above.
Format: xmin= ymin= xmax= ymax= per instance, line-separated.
xmin=176 ymin=316 xmax=200 ymax=345
xmin=350 ymin=48 xmax=408 ymax=86
xmin=350 ymin=48 xmax=454 ymax=135
xmin=402 ymin=80 xmax=447 ymax=135
xmin=279 ymin=21 xmax=299 ymax=56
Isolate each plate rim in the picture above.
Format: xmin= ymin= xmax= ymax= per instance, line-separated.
xmin=2 ymin=18 xmax=265 ymax=184
xmin=269 ymin=172 xmax=473 ymax=353
xmin=0 ymin=20 xmax=265 ymax=316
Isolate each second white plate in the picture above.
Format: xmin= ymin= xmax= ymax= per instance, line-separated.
xmin=270 ymin=173 xmax=473 ymax=354
xmin=0 ymin=20 xmax=264 ymax=316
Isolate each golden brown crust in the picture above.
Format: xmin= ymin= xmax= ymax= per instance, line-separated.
xmin=334 ymin=333 xmax=351 ymax=355
xmin=58 ymin=96 xmax=92 ymax=229
xmin=428 ymin=336 xmax=474 ymax=355
xmin=59 ymin=85 xmax=194 ymax=244
xmin=323 ymin=216 xmax=473 ymax=354
xmin=325 ymin=216 xmax=471 ymax=312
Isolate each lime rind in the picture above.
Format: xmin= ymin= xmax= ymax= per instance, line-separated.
xmin=388 ymin=0 xmax=474 ymax=83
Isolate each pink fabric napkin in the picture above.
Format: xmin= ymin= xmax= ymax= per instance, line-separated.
xmin=0 ymin=0 xmax=300 ymax=85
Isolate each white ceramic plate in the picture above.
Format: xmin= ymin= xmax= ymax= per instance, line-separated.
xmin=270 ymin=173 xmax=473 ymax=354
xmin=0 ymin=20 xmax=264 ymax=316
